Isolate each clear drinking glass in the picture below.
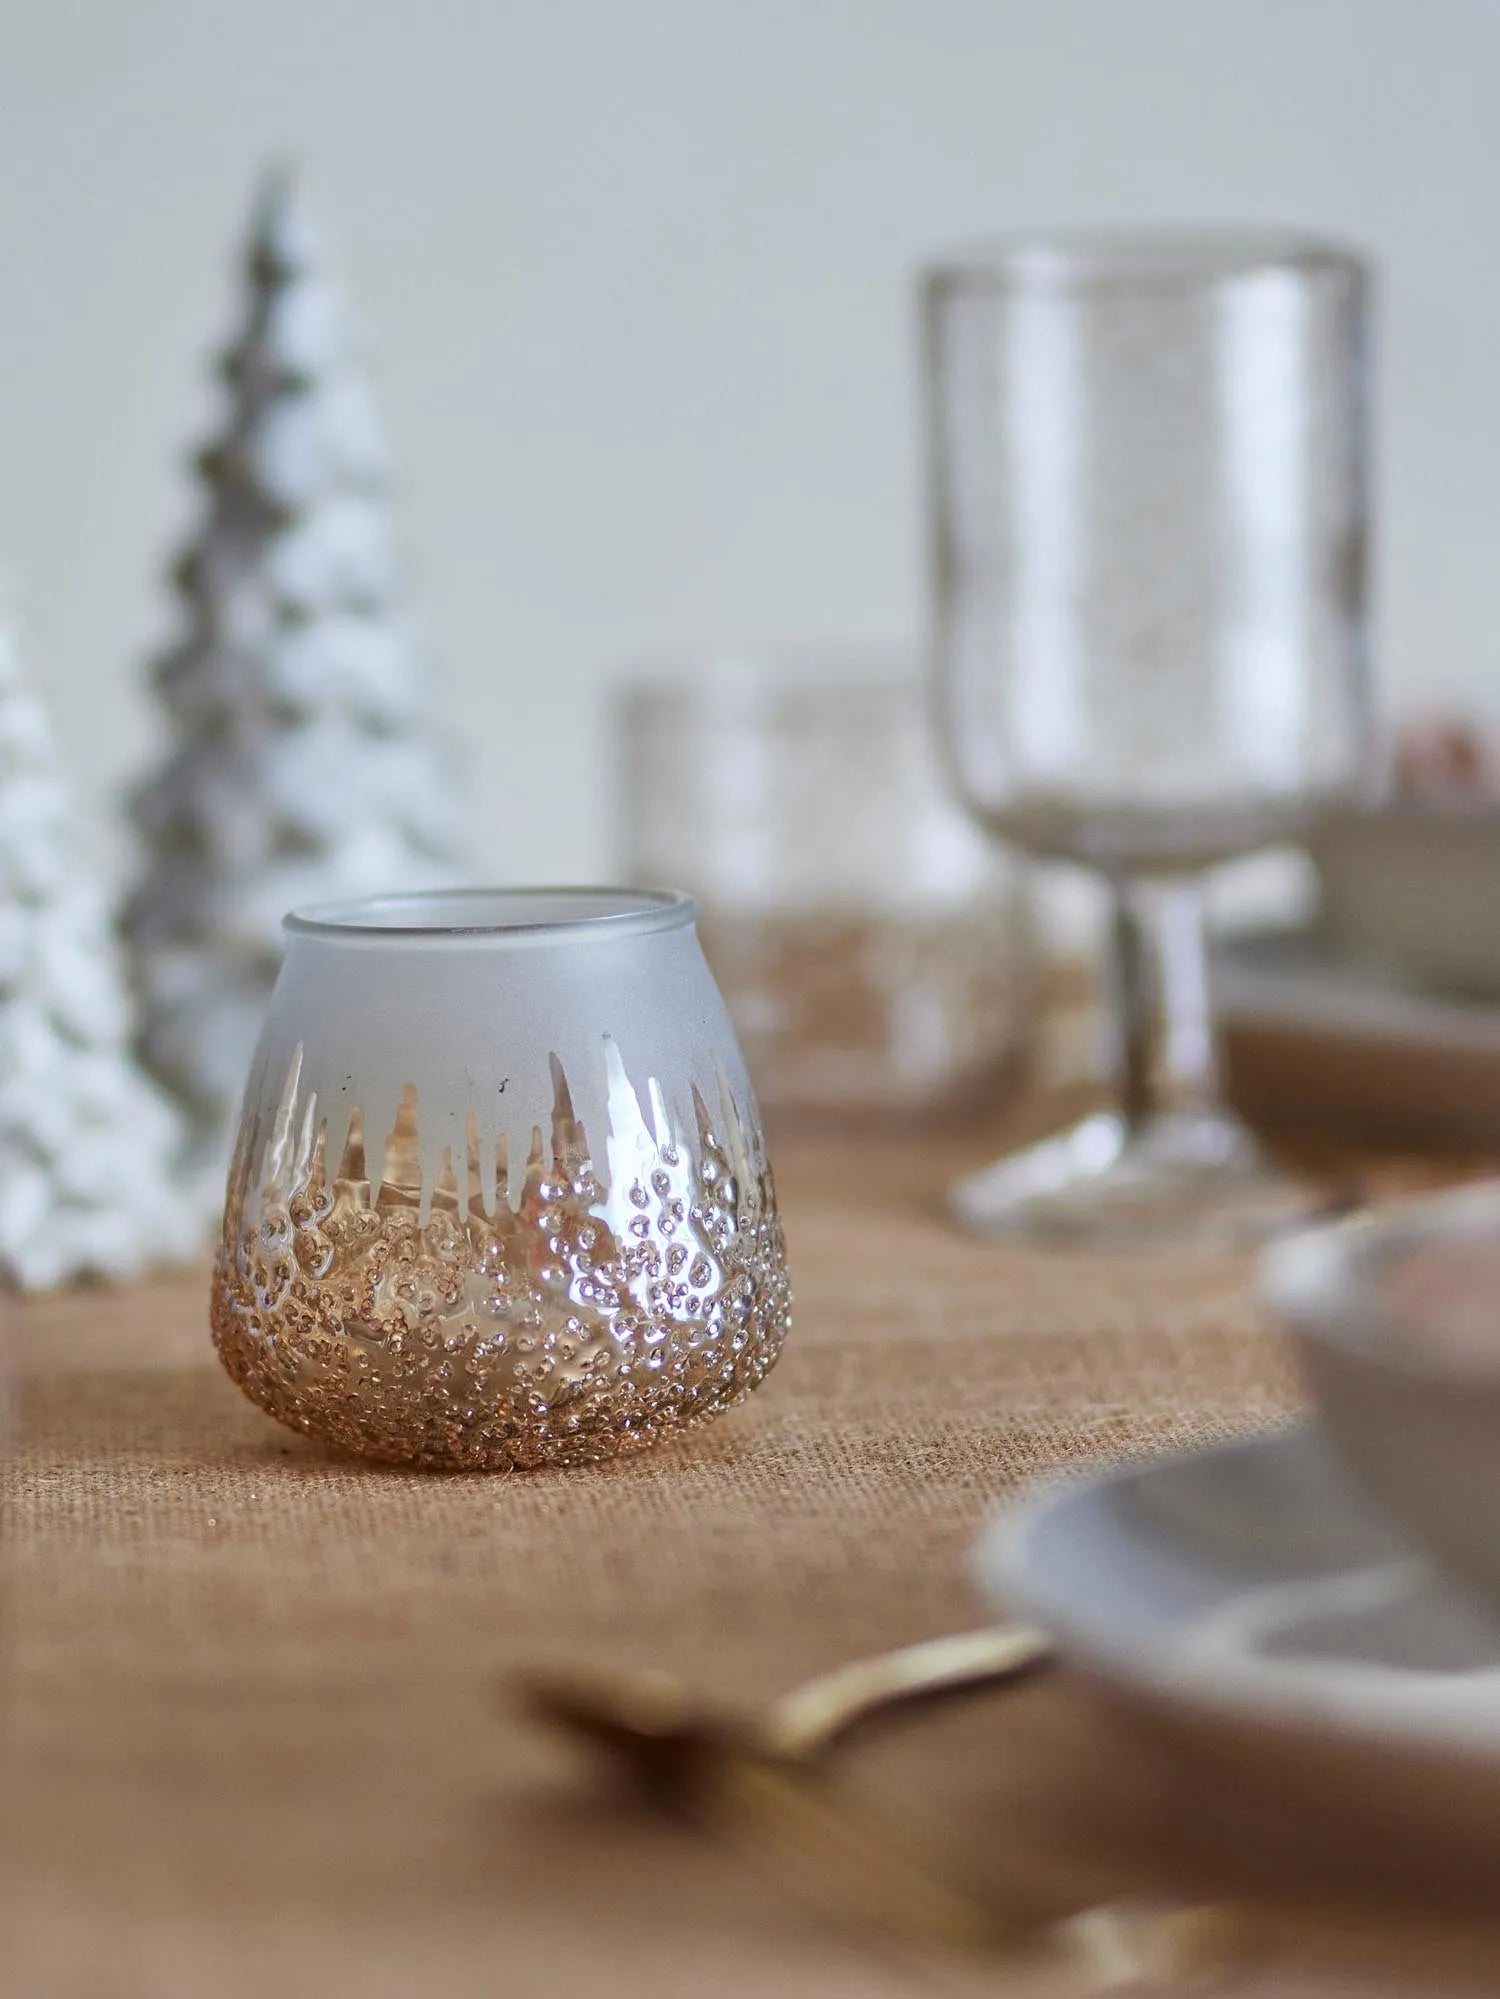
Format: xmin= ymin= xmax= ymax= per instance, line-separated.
xmin=923 ymin=230 xmax=1373 ymax=1242
xmin=617 ymin=660 xmax=1033 ymax=1122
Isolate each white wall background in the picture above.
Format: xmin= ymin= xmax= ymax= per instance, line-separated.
xmin=0 ymin=0 xmax=1494 ymax=882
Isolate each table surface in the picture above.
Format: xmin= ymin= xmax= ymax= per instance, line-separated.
xmin=5 ymin=1112 xmax=1496 ymax=1998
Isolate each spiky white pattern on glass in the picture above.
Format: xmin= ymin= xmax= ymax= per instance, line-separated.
xmin=212 ymin=1040 xmax=791 ymax=1468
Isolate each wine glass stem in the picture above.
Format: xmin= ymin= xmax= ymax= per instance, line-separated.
xmin=1105 ymin=876 xmax=1220 ymax=1136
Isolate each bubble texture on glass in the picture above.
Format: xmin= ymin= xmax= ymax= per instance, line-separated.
xmin=211 ymin=1049 xmax=791 ymax=1470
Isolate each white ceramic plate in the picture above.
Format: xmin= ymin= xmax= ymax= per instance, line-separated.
xmin=973 ymin=1426 xmax=1500 ymax=1877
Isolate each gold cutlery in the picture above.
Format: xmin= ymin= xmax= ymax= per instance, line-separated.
xmin=520 ymin=1629 xmax=1500 ymax=1987
xmin=519 ymin=1627 xmax=1163 ymax=1973
xmin=519 ymin=1623 xmax=1054 ymax=1790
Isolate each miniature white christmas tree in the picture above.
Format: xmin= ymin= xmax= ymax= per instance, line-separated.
xmin=122 ymin=164 xmax=465 ymax=1185
xmin=0 ymin=619 xmax=194 ymax=1289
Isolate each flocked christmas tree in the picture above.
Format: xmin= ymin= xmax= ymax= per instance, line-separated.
xmin=0 ymin=618 xmax=193 ymax=1289
xmin=122 ymin=165 xmax=465 ymax=1188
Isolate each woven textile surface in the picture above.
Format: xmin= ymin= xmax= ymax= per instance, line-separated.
xmin=4 ymin=1124 xmax=1488 ymax=1997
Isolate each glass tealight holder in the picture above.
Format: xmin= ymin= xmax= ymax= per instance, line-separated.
xmin=210 ymin=889 xmax=791 ymax=1470
xmin=616 ymin=660 xmax=1033 ymax=1123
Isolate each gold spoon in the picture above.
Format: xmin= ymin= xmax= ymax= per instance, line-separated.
xmin=518 ymin=1627 xmax=1104 ymax=1963
xmin=519 ymin=1623 xmax=1053 ymax=1798
xmin=520 ymin=1631 xmax=1500 ymax=1986
xmin=519 ymin=1629 xmax=1244 ymax=1982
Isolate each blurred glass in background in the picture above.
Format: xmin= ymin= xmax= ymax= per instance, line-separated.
xmin=616 ymin=658 xmax=1033 ymax=1124
xmin=924 ymin=230 xmax=1373 ymax=1241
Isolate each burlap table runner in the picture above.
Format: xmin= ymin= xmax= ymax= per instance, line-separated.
xmin=2 ymin=1121 xmax=1492 ymax=1996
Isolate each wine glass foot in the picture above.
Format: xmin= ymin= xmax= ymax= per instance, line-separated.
xmin=948 ymin=1109 xmax=1351 ymax=1250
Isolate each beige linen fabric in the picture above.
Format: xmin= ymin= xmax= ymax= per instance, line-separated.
xmin=2 ymin=1127 xmax=1491 ymax=1997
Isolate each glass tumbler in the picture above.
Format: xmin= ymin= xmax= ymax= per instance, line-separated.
xmin=210 ymin=889 xmax=791 ymax=1469
xmin=923 ymin=229 xmax=1373 ymax=1243
xmin=618 ymin=661 xmax=1033 ymax=1122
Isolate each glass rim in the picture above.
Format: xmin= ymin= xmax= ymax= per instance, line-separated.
xmin=284 ymin=886 xmax=698 ymax=944
xmin=616 ymin=649 xmax=922 ymax=720
xmin=922 ymin=226 xmax=1370 ymax=296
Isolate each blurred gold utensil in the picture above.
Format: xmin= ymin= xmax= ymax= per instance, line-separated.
xmin=520 ymin=1629 xmax=1500 ymax=1986
xmin=519 ymin=1626 xmax=1143 ymax=1969
xmin=519 ymin=1624 xmax=1053 ymax=1796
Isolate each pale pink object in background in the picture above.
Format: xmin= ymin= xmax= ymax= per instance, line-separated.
xmin=1392 ymin=714 xmax=1500 ymax=800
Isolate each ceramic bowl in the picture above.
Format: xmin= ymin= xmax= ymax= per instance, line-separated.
xmin=1264 ymin=1182 xmax=1500 ymax=1609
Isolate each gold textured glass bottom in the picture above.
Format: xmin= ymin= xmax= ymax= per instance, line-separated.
xmin=211 ymin=1064 xmax=791 ymax=1470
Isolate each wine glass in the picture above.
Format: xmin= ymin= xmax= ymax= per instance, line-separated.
xmin=921 ymin=229 xmax=1373 ymax=1244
